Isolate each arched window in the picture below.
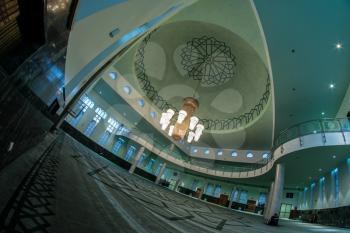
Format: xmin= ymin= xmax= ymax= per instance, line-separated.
xmin=112 ymin=138 xmax=125 ymax=154
xmin=124 ymin=146 xmax=136 ymax=161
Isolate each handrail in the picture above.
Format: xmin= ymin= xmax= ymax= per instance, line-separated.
xmin=116 ymin=117 xmax=350 ymax=178
xmin=273 ymin=117 xmax=350 ymax=149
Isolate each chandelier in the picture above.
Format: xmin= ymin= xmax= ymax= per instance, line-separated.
xmin=159 ymin=97 xmax=204 ymax=143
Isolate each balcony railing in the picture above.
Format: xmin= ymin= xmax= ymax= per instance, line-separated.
xmin=273 ymin=118 xmax=350 ymax=149
xmin=120 ymin=117 xmax=350 ymax=178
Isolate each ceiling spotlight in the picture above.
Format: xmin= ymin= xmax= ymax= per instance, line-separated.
xmin=332 ymin=155 xmax=336 ymax=159
xmin=329 ymin=83 xmax=335 ymax=89
xmin=321 ymin=112 xmax=325 ymax=116
xmin=335 ymin=43 xmax=342 ymax=49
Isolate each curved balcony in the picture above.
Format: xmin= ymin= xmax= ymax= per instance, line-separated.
xmin=122 ymin=118 xmax=350 ymax=178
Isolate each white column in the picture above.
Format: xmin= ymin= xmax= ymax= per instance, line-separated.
xmin=265 ymin=163 xmax=285 ymax=221
xmin=264 ymin=181 xmax=275 ymax=220
xmin=174 ymin=178 xmax=181 ymax=191
xmin=155 ymin=162 xmax=167 ymax=184
xmin=129 ymin=146 xmax=144 ymax=174
xmin=198 ymin=182 xmax=207 ymax=199
xmin=228 ymin=188 xmax=235 ymax=209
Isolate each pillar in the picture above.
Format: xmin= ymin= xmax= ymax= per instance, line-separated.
xmin=173 ymin=173 xmax=182 ymax=191
xmin=265 ymin=163 xmax=285 ymax=222
xmin=129 ymin=146 xmax=144 ymax=174
xmin=264 ymin=181 xmax=275 ymax=220
xmin=155 ymin=162 xmax=167 ymax=184
xmin=198 ymin=182 xmax=207 ymax=200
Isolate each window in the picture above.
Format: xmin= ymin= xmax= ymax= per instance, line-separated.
xmin=98 ymin=131 xmax=111 ymax=146
xmin=71 ymin=111 xmax=84 ymax=126
xmin=106 ymin=117 xmax=119 ymax=133
xmin=150 ymin=111 xmax=157 ymax=119
xmin=94 ymin=107 xmax=107 ymax=124
xmin=137 ymin=99 xmax=145 ymax=107
xmin=331 ymin=168 xmax=339 ymax=207
xmin=230 ymin=189 xmax=239 ymax=202
xmin=239 ymin=190 xmax=248 ymax=204
xmin=191 ymin=180 xmax=199 ymax=191
xmin=286 ymin=192 xmax=294 ymax=198
xmin=205 ymin=183 xmax=214 ymax=196
xmin=231 ymin=151 xmax=238 ymax=157
xmin=310 ymin=183 xmax=315 ymax=209
xmin=258 ymin=192 xmax=267 ymax=206
xmin=138 ymin=153 xmax=147 ymax=166
xmin=155 ymin=163 xmax=163 ymax=176
xmin=145 ymin=159 xmax=156 ymax=172
xmin=109 ymin=72 xmax=118 ymax=80
xmin=82 ymin=95 xmax=94 ymax=111
xmin=84 ymin=120 xmax=97 ymax=136
xmin=112 ymin=138 xmax=124 ymax=154
xmin=319 ymin=177 xmax=325 ymax=207
xmin=124 ymin=146 xmax=136 ymax=161
xmin=213 ymin=185 xmax=221 ymax=197
xmin=303 ymin=187 xmax=308 ymax=207
xmin=123 ymin=85 xmax=132 ymax=95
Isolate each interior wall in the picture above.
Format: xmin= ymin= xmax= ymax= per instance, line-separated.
xmin=65 ymin=86 xmax=298 ymax=211
xmin=64 ymin=0 xmax=195 ymax=99
xmin=298 ymin=157 xmax=350 ymax=210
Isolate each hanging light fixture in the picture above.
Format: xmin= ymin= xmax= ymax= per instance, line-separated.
xmin=159 ymin=97 xmax=204 ymax=143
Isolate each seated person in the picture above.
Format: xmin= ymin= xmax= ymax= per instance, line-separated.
xmin=268 ymin=213 xmax=279 ymax=226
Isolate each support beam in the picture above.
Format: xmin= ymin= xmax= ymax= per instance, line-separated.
xmin=173 ymin=173 xmax=182 ymax=191
xmin=50 ymin=36 xmax=143 ymax=132
xmin=265 ymin=163 xmax=285 ymax=222
xmin=129 ymin=147 xmax=144 ymax=174
xmin=155 ymin=162 xmax=167 ymax=184
xmin=198 ymin=182 xmax=207 ymax=200
xmin=264 ymin=181 xmax=275 ymax=220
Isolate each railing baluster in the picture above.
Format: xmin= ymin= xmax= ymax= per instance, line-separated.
xmin=338 ymin=119 xmax=347 ymax=144
xmin=320 ymin=119 xmax=326 ymax=144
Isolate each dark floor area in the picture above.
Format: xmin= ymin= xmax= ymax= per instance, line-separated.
xmin=1 ymin=132 xmax=349 ymax=233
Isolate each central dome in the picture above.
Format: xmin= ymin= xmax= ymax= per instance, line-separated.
xmin=134 ymin=20 xmax=270 ymax=130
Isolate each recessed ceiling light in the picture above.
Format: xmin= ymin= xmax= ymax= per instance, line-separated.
xmin=319 ymin=168 xmax=322 ymax=172
xmin=329 ymin=83 xmax=335 ymax=89
xmin=246 ymin=152 xmax=254 ymax=158
xmin=336 ymin=43 xmax=342 ymax=49
xmin=231 ymin=151 xmax=238 ymax=157
xmin=321 ymin=112 xmax=325 ymax=115
xmin=99 ymin=91 xmax=102 ymax=94
xmin=313 ymin=130 xmax=317 ymax=134
xmin=332 ymin=155 xmax=336 ymax=159
xmin=217 ymin=151 xmax=223 ymax=156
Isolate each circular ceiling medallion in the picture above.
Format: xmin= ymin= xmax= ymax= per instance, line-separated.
xmin=180 ymin=36 xmax=236 ymax=87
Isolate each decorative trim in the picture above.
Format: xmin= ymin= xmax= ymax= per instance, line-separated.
xmin=134 ymin=31 xmax=271 ymax=130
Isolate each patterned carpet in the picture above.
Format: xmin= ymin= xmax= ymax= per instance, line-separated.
xmin=1 ymin=133 xmax=350 ymax=233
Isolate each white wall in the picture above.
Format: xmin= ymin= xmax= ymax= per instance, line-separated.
xmin=65 ymin=0 xmax=195 ymax=99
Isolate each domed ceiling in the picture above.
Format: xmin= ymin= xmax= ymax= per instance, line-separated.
xmin=134 ymin=20 xmax=270 ymax=131
xmin=111 ymin=0 xmax=275 ymax=150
